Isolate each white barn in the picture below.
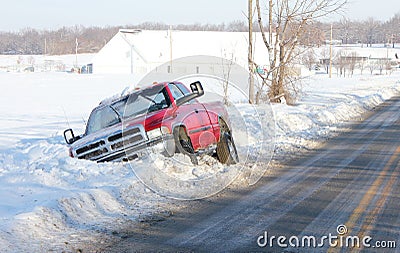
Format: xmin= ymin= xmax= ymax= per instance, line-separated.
xmin=91 ymin=29 xmax=270 ymax=75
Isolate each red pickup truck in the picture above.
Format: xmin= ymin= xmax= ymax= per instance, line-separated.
xmin=63 ymin=81 xmax=238 ymax=165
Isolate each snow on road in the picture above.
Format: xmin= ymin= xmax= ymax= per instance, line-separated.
xmin=0 ymin=60 xmax=399 ymax=251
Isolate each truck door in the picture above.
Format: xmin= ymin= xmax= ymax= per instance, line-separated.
xmin=168 ymin=83 xmax=215 ymax=150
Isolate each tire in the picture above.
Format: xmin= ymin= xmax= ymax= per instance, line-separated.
xmin=217 ymin=132 xmax=239 ymax=165
xmin=174 ymin=127 xmax=198 ymax=165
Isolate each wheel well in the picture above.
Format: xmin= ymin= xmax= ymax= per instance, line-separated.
xmin=173 ymin=125 xmax=196 ymax=156
xmin=173 ymin=125 xmax=188 ymax=140
xmin=218 ymin=117 xmax=231 ymax=135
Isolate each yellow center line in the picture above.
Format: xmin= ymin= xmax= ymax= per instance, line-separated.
xmin=357 ymin=158 xmax=399 ymax=249
xmin=327 ymin=146 xmax=400 ymax=252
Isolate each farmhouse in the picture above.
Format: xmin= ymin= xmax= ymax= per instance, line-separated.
xmin=91 ymin=29 xmax=270 ymax=75
xmin=321 ymin=45 xmax=400 ymax=64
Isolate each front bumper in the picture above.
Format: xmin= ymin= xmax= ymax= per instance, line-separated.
xmin=97 ymin=137 xmax=165 ymax=162
xmin=71 ymin=125 xmax=173 ymax=163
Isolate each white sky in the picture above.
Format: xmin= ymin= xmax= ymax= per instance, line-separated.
xmin=0 ymin=0 xmax=398 ymax=31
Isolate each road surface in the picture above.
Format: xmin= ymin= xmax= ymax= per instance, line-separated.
xmin=105 ymin=97 xmax=400 ymax=252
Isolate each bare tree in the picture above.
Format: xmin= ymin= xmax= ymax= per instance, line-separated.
xmin=385 ymin=60 xmax=393 ymax=75
xmin=299 ymin=22 xmax=325 ymax=46
xmin=367 ymin=61 xmax=376 ymax=75
xmin=358 ymin=57 xmax=367 ymax=75
xmin=253 ymin=0 xmax=347 ymax=104
xmin=301 ymin=48 xmax=316 ymax=71
xmin=320 ymin=46 xmax=331 ymax=74
xmin=333 ymin=50 xmax=345 ymax=77
xmin=338 ymin=51 xmax=348 ymax=77
xmin=339 ymin=18 xmax=352 ymax=44
xmin=16 ymin=56 xmax=24 ymax=65
xmin=364 ymin=18 xmax=381 ymax=47
xmin=377 ymin=59 xmax=386 ymax=75
xmin=27 ymin=56 xmax=35 ymax=66
xmin=221 ymin=50 xmax=236 ymax=105
xmin=248 ymin=0 xmax=255 ymax=104
xmin=347 ymin=51 xmax=358 ymax=77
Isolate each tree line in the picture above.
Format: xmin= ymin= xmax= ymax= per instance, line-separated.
xmin=0 ymin=14 xmax=398 ymax=55
xmin=0 ymin=22 xmax=247 ymax=55
xmin=0 ymin=26 xmax=119 ymax=55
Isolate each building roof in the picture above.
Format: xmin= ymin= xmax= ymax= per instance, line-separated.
xmin=92 ymin=29 xmax=271 ymax=74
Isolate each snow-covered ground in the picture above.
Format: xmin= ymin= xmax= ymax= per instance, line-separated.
xmin=0 ymin=54 xmax=399 ymax=252
xmin=0 ymin=53 xmax=94 ymax=73
xmin=274 ymin=74 xmax=400 ymax=159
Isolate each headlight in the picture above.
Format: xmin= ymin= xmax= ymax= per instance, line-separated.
xmin=160 ymin=126 xmax=171 ymax=134
xmin=146 ymin=128 xmax=162 ymax=139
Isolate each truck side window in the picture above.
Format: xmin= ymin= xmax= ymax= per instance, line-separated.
xmin=148 ymin=88 xmax=171 ymax=112
xmin=168 ymin=84 xmax=185 ymax=100
xmin=175 ymin=83 xmax=191 ymax=95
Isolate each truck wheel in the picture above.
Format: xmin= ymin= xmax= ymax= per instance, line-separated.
xmin=174 ymin=127 xmax=198 ymax=165
xmin=217 ymin=132 xmax=239 ymax=165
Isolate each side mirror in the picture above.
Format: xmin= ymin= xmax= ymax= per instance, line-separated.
xmin=176 ymin=81 xmax=204 ymax=106
xmin=189 ymin=81 xmax=204 ymax=96
xmin=64 ymin=128 xmax=80 ymax=144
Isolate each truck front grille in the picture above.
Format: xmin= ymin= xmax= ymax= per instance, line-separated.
xmin=74 ymin=125 xmax=146 ymax=162
xmin=110 ymin=135 xmax=144 ymax=150
xmin=76 ymin=140 xmax=106 ymax=155
xmin=82 ymin=148 xmax=108 ymax=160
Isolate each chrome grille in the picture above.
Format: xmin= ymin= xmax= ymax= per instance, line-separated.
xmin=74 ymin=125 xmax=146 ymax=162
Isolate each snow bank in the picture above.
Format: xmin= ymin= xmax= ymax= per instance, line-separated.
xmin=273 ymin=74 xmax=400 ymax=160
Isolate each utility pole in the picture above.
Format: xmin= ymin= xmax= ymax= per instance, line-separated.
xmin=248 ymin=0 xmax=254 ymax=104
xmin=169 ymin=26 xmax=173 ymax=73
xmin=329 ymin=24 xmax=333 ymax=78
xmin=75 ymin=38 xmax=78 ymax=68
xmin=386 ymin=34 xmax=389 ymax=75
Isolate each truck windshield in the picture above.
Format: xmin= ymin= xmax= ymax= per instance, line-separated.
xmin=85 ymin=106 xmax=120 ymax=135
xmin=114 ymin=85 xmax=170 ymax=118
xmin=85 ymin=85 xmax=170 ymax=135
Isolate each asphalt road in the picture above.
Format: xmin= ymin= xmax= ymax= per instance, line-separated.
xmin=105 ymin=97 xmax=400 ymax=253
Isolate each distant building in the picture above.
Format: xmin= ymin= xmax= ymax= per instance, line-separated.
xmin=92 ymin=29 xmax=271 ymax=75
xmin=317 ymin=45 xmax=400 ymax=72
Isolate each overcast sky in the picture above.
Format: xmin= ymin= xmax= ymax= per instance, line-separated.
xmin=0 ymin=0 xmax=398 ymax=31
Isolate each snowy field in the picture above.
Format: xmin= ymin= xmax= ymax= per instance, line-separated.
xmin=0 ymin=55 xmax=400 ymax=252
